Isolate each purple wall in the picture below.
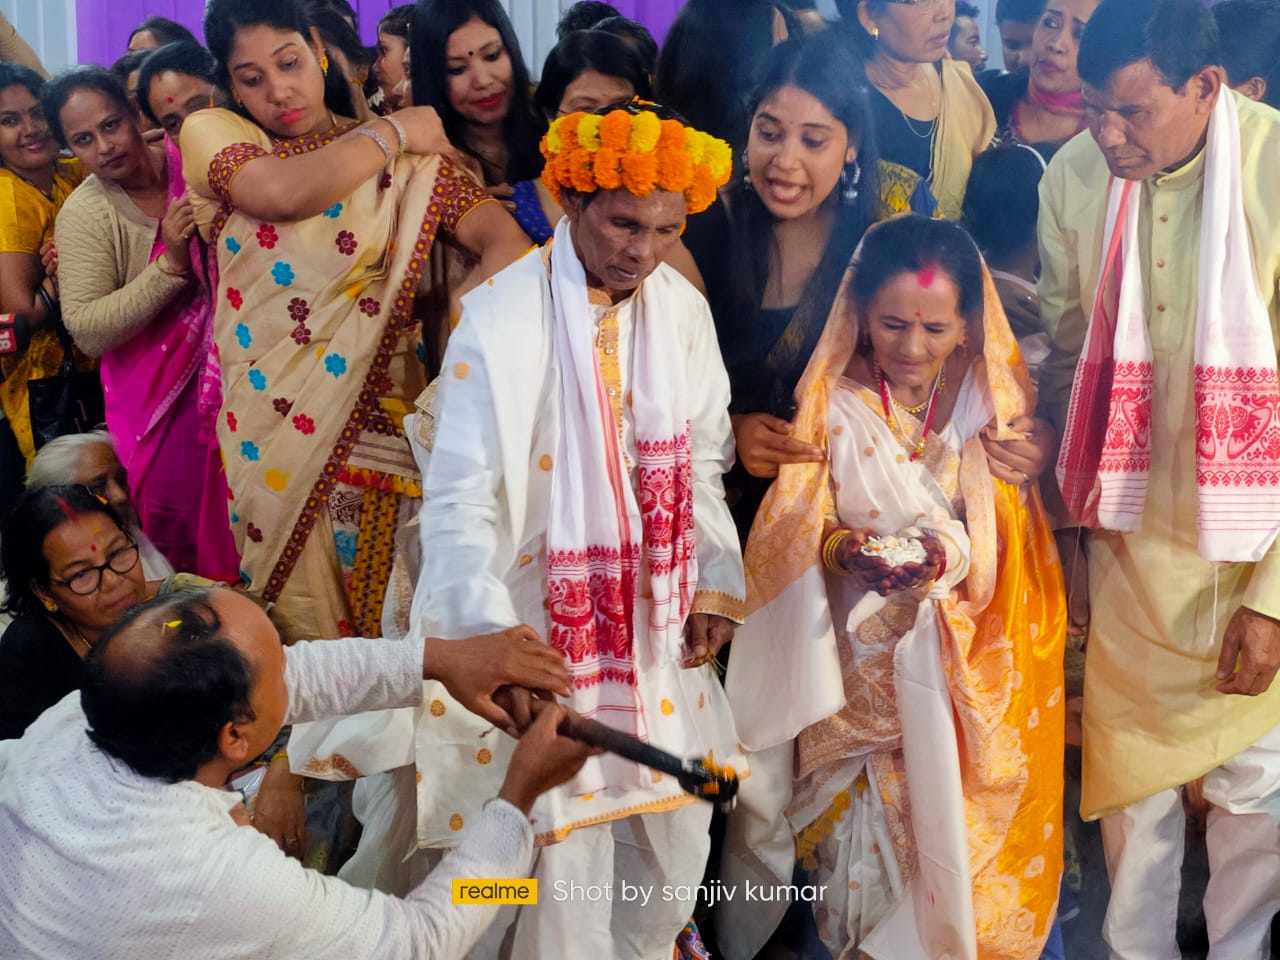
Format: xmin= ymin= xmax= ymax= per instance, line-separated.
xmin=76 ymin=1 xmax=685 ymax=73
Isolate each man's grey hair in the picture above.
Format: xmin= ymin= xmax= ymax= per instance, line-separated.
xmin=26 ymin=430 xmax=117 ymax=490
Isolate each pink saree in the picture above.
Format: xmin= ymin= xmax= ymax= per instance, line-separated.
xmin=98 ymin=137 xmax=240 ymax=581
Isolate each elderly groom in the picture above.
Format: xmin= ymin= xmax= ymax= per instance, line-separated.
xmin=410 ymin=101 xmax=745 ymax=958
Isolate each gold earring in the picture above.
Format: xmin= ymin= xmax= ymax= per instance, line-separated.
xmin=41 ymin=596 xmax=56 ymax=612
xmin=319 ymin=50 xmax=330 ymax=75
xmin=233 ymin=89 xmax=243 ymax=106
xmin=871 ymin=26 xmax=880 ymax=39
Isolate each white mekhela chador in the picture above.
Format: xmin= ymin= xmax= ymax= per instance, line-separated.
xmin=293 ymin=221 xmax=746 ymax=958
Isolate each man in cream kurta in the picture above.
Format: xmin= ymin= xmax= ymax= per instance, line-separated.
xmin=408 ymin=108 xmax=745 ymax=959
xmin=1037 ymin=1 xmax=1280 ymax=955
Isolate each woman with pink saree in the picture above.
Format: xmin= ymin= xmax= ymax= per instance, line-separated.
xmin=49 ymin=66 xmax=240 ymax=582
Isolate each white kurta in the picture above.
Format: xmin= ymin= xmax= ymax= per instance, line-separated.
xmin=410 ymin=246 xmax=746 ymax=847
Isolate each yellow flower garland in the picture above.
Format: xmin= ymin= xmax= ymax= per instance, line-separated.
xmin=540 ymin=102 xmax=732 ymax=214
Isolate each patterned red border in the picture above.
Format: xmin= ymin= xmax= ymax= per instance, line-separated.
xmin=261 ymin=159 xmax=487 ymax=602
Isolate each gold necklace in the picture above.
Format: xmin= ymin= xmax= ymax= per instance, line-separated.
xmin=60 ymin=620 xmax=94 ymax=658
xmin=876 ymin=361 xmax=945 ymax=414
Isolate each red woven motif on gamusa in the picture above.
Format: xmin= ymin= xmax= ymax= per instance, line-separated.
xmin=1195 ymin=365 xmax=1280 ymax=485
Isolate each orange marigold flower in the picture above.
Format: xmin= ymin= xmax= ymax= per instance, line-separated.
xmin=569 ymin=149 xmax=597 ymax=192
xmin=600 ymin=110 xmax=633 ymax=151
xmin=593 ymin=146 xmax=623 ymax=190
xmin=657 ymin=118 xmax=686 ymax=152
xmin=559 ymin=120 xmax=580 ymax=152
xmin=686 ymin=166 xmax=719 ymax=214
xmin=541 ymin=165 xmax=563 ymax=202
xmin=656 ymin=150 xmax=694 ymax=192
xmin=620 ymin=151 xmax=659 ymax=197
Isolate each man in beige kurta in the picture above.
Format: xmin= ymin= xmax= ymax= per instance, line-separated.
xmin=1038 ymin=0 xmax=1280 ymax=955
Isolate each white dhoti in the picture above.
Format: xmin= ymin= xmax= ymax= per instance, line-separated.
xmin=1100 ymin=721 xmax=1280 ymax=960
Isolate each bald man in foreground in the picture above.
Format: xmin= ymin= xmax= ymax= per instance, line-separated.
xmin=0 ymin=587 xmax=591 ymax=959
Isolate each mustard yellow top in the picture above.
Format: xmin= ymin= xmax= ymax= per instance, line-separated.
xmin=0 ymin=158 xmax=84 ymax=255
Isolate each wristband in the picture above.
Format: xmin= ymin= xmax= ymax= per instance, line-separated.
xmin=356 ymin=125 xmax=394 ymax=164
xmin=381 ymin=115 xmax=408 ymax=158
xmin=0 ymin=313 xmax=30 ymax=356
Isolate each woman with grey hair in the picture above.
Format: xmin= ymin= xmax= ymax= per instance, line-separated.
xmin=27 ymin=432 xmax=174 ymax=580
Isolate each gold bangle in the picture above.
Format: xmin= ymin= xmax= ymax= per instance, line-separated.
xmin=155 ymin=254 xmax=189 ymax=278
xmin=822 ymin=527 xmax=854 ymax=575
xmin=270 ymin=750 xmax=288 ymax=764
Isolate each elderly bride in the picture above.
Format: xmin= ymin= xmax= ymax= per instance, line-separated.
xmin=720 ymin=214 xmax=1067 ymax=960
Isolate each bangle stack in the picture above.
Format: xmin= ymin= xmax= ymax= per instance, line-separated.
xmin=822 ymin=525 xmax=855 ymax=575
xmin=356 ymin=125 xmax=395 ymax=164
xmin=381 ymin=115 xmax=408 ymax=157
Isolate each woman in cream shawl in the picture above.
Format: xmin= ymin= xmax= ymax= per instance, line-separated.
xmin=721 ymin=215 xmax=1065 ymax=960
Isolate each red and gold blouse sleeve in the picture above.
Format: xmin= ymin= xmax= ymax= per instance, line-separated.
xmin=179 ymin=108 xmax=273 ymax=206
xmin=432 ymin=160 xmax=497 ymax=234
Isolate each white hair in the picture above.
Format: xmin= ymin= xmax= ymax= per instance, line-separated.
xmin=26 ymin=430 xmax=117 ymax=490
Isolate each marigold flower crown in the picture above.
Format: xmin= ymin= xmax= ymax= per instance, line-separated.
xmin=539 ymin=99 xmax=732 ymax=214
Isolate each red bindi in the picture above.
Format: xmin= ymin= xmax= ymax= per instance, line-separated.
xmin=89 ymin=545 xmax=97 ymax=552
xmin=913 ymin=311 xmax=922 ymax=318
xmin=166 ymin=97 xmax=174 ymax=104
xmin=916 ymin=263 xmax=937 ymax=288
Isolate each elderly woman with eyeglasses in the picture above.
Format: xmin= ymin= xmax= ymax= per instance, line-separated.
xmin=0 ymin=485 xmax=151 ymax=740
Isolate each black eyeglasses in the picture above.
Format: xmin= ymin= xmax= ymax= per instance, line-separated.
xmin=51 ymin=541 xmax=140 ymax=596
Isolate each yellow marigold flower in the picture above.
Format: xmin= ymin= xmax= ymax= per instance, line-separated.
xmin=704 ymin=138 xmax=733 ymax=182
xmin=629 ymin=110 xmax=661 ymax=153
xmin=684 ymin=130 xmax=707 ymax=165
xmin=577 ymin=113 xmax=602 ymax=152
xmin=544 ymin=119 xmax=563 ymax=155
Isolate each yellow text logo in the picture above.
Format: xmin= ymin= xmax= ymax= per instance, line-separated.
xmin=451 ymin=879 xmax=538 ymax=905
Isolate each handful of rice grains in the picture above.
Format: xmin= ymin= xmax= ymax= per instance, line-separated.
xmin=860 ymin=534 xmax=927 ymax=567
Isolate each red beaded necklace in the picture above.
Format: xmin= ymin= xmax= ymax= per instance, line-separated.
xmin=875 ymin=361 xmax=944 ymax=461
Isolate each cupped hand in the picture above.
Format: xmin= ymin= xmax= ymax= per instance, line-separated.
xmin=981 ymin=415 xmax=1056 ymax=487
xmin=732 ymin=412 xmax=824 ymax=479
xmin=425 ymin=626 xmax=572 ymax=731
xmin=498 ymin=703 xmax=598 ymax=814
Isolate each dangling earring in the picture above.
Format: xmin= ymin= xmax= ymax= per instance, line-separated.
xmin=839 ymin=161 xmax=861 ymax=204
xmin=741 ymin=149 xmax=754 ymax=193
xmin=41 ymin=596 xmax=56 ymax=613
xmin=319 ymin=50 xmax=330 ymax=75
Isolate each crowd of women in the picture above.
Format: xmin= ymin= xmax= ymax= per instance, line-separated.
xmin=0 ymin=0 xmax=1277 ymax=957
